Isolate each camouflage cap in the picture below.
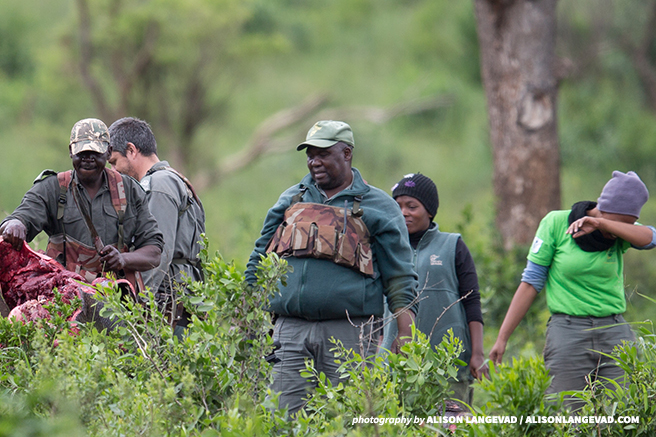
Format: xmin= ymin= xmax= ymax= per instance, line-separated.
xmin=297 ymin=120 xmax=354 ymax=151
xmin=69 ymin=118 xmax=110 ymax=155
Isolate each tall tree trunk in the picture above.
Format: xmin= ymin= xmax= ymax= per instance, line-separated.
xmin=474 ymin=0 xmax=561 ymax=249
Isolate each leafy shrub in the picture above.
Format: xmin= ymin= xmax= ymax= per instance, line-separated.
xmin=473 ymin=356 xmax=565 ymax=436
xmin=0 ymin=239 xmax=292 ymax=436
xmin=1 ymin=238 xmax=655 ymax=436
xmin=472 ymin=314 xmax=656 ymax=437
xmin=0 ymin=385 xmax=83 ymax=437
xmin=292 ymin=327 xmax=462 ymax=436
xmin=571 ymin=320 xmax=656 ymax=436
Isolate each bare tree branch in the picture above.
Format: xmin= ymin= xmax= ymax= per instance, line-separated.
xmin=119 ymin=22 xmax=159 ymax=116
xmin=429 ymin=290 xmax=473 ymax=340
xmin=175 ymin=56 xmax=212 ymax=176
xmin=193 ymin=93 xmax=455 ymax=191
xmin=211 ymin=94 xmax=329 ymax=179
xmin=316 ymin=94 xmax=455 ymax=124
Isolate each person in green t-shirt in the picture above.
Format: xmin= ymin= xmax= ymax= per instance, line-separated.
xmin=489 ymin=171 xmax=656 ymax=411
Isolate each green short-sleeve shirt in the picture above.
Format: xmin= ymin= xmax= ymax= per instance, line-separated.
xmin=527 ymin=210 xmax=631 ymax=317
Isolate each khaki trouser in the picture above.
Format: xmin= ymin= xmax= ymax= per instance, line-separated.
xmin=544 ymin=313 xmax=635 ymax=412
xmin=271 ymin=315 xmax=379 ymax=414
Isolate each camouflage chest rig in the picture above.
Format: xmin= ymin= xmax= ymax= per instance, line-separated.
xmin=41 ymin=168 xmax=144 ymax=291
xmin=266 ymin=187 xmax=374 ymax=276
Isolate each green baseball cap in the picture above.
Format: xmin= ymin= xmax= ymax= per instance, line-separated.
xmin=296 ymin=120 xmax=354 ymax=151
xmin=69 ymin=118 xmax=110 ymax=155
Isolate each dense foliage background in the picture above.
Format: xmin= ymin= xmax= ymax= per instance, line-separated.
xmin=1 ymin=0 xmax=656 ymax=434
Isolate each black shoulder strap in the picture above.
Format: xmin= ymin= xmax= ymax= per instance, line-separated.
xmin=291 ymin=186 xmax=308 ymax=205
xmin=34 ymin=169 xmax=58 ymax=184
xmin=352 ymin=195 xmax=363 ymax=217
xmin=56 ymin=171 xmax=73 ymax=220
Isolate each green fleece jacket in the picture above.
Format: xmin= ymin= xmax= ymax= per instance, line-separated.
xmin=246 ymin=168 xmax=418 ymax=320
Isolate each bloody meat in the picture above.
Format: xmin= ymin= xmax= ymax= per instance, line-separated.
xmin=0 ymin=239 xmax=132 ymax=328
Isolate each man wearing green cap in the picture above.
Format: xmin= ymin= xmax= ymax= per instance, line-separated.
xmin=246 ymin=120 xmax=418 ymax=414
xmin=1 ymin=118 xmax=163 ymax=290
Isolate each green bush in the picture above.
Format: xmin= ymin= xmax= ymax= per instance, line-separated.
xmin=0 ymin=386 xmax=84 ymax=437
xmin=571 ymin=320 xmax=656 ymax=436
xmin=292 ymin=327 xmax=462 ymax=436
xmin=473 ymin=356 xmax=565 ymax=436
xmin=471 ymin=315 xmax=656 ymax=437
xmin=0 ymin=240 xmax=292 ymax=435
xmin=0 ymin=240 xmax=655 ymax=436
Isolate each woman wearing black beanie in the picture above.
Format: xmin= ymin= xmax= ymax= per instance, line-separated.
xmin=381 ymin=173 xmax=488 ymax=406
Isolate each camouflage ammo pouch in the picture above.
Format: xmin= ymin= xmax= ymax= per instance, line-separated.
xmin=265 ymin=201 xmax=375 ymax=276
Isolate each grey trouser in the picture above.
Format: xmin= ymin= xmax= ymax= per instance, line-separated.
xmin=271 ymin=315 xmax=379 ymax=414
xmin=543 ymin=313 xmax=635 ymax=412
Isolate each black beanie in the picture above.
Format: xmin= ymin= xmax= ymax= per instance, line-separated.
xmin=391 ymin=173 xmax=439 ymax=218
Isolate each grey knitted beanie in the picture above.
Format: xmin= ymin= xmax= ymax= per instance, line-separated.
xmin=597 ymin=171 xmax=649 ymax=218
xmin=391 ymin=173 xmax=438 ymax=218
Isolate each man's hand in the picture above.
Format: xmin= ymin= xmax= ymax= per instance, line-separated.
xmin=115 ymin=245 xmax=161 ymax=272
xmin=99 ymin=245 xmax=126 ymax=272
xmin=391 ymin=309 xmax=415 ymax=353
xmin=1 ymin=219 xmax=27 ymax=250
xmin=469 ymin=352 xmax=489 ymax=380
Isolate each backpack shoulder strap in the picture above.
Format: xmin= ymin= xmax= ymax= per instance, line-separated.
xmin=352 ymin=195 xmax=364 ymax=217
xmin=147 ymin=165 xmax=203 ymax=216
xmin=34 ymin=169 xmax=58 ymax=184
xmin=104 ymin=168 xmax=127 ymax=250
xmin=56 ymin=171 xmax=73 ymax=220
xmin=104 ymin=168 xmax=127 ymax=215
xmin=53 ymin=170 xmax=73 ymax=266
xmin=148 ymin=165 xmax=201 ymax=204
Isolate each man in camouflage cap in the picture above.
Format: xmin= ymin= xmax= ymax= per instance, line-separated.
xmin=69 ymin=118 xmax=112 ymax=154
xmin=1 ymin=118 xmax=163 ymax=291
xmin=246 ymin=120 xmax=418 ymax=414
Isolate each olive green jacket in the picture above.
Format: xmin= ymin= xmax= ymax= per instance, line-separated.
xmin=3 ymin=169 xmax=163 ymax=255
xmin=246 ymin=168 xmax=418 ymax=320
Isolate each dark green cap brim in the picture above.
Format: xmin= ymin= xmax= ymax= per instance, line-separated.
xmin=297 ymin=139 xmax=347 ymax=151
